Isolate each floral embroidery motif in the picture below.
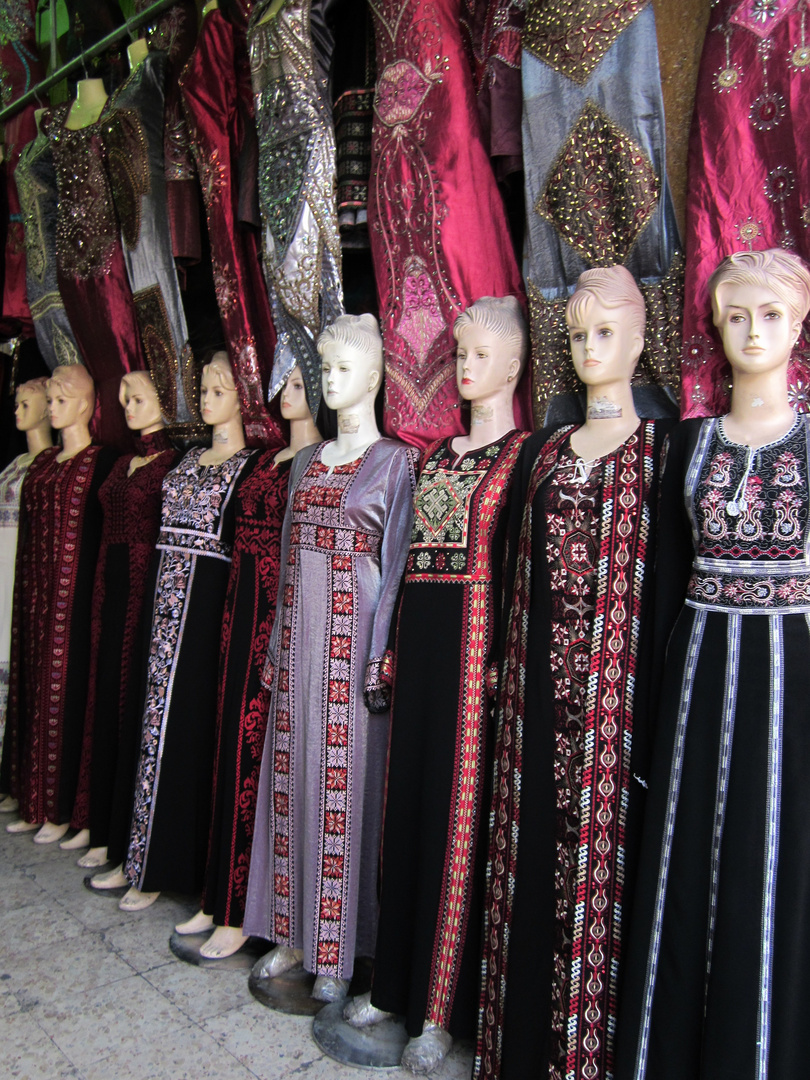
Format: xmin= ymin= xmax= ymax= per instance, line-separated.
xmin=536 ymin=100 xmax=660 ymax=265
xmin=524 ymin=0 xmax=650 ymax=86
xmin=195 ymin=144 xmax=228 ymax=211
xmin=375 ymin=60 xmax=433 ymax=125
xmin=103 ymin=107 xmax=151 ymax=250
xmin=730 ymin=0 xmax=800 ymax=37
xmin=394 ymin=255 xmax=446 ymax=365
xmin=133 ymin=284 xmax=180 ymax=422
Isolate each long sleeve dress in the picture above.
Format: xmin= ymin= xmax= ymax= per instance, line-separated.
xmin=370 ymin=431 xmax=528 ymax=1040
xmin=617 ymin=416 xmax=810 ymax=1080
xmin=243 ymin=439 xmax=417 ymax=980
xmin=0 ymin=454 xmax=34 ymax=766
xmin=475 ymin=420 xmax=673 ymax=1080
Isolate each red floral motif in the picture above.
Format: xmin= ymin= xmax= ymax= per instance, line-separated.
xmin=323 ymin=855 xmax=344 ymax=877
xmin=375 ymin=60 xmax=432 ymax=126
xmin=318 ymin=942 xmax=340 ymax=965
xmin=321 ymin=896 xmax=343 ymax=920
xmin=274 ymin=873 xmax=290 ymax=897
xmin=325 ymin=812 xmax=346 ymax=835
xmin=325 ymin=767 xmax=348 ymax=790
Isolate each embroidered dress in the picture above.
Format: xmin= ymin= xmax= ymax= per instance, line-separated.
xmin=248 ymin=0 xmax=344 ymax=416
xmin=370 ymin=431 xmax=528 ymax=1039
xmin=203 ymin=452 xmax=291 ymax=928
xmin=0 ymin=454 xmax=33 ymax=763
xmin=617 ymin=417 xmax=810 ymax=1080
xmin=124 ymin=447 xmax=256 ymax=894
xmin=368 ymin=0 xmax=526 ymax=448
xmin=243 ymin=439 xmax=417 ymax=979
xmin=180 ymin=4 xmax=281 ymax=449
xmin=681 ymin=0 xmax=810 ymax=417
xmin=47 ymin=103 xmax=148 ymax=452
xmin=2 ymin=446 xmax=115 ymax=824
xmin=15 ymin=132 xmax=83 ymax=370
xmin=476 ymin=421 xmax=672 ymax=1080
xmin=68 ymin=434 xmax=179 ymax=844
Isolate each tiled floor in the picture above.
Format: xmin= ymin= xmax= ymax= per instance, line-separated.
xmin=0 ymin=824 xmax=474 ymax=1080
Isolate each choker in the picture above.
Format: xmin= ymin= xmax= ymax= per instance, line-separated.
xmin=135 ymin=429 xmax=172 ymax=457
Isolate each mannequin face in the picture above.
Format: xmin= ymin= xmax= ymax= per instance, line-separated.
xmin=281 ymin=366 xmax=310 ymax=420
xmin=716 ymin=282 xmax=801 ymax=377
xmin=200 ymin=369 xmax=240 ymax=427
xmin=455 ymin=325 xmax=519 ymax=403
xmin=122 ymin=378 xmax=163 ymax=433
xmin=321 ymin=344 xmax=379 ymax=410
xmin=47 ymin=383 xmax=88 ymax=430
xmin=568 ymin=299 xmax=642 ymax=387
xmin=15 ymin=387 xmax=48 ymax=431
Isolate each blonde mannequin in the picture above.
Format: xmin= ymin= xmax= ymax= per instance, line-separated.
xmin=48 ymin=364 xmax=95 ymax=463
xmin=199 ymin=353 xmax=247 ymax=466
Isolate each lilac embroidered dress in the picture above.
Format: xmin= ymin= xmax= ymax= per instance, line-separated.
xmin=124 ymin=446 xmax=256 ymax=894
xmin=244 ymin=438 xmax=416 ymax=979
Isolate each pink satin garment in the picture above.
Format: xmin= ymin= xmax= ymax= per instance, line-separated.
xmin=180 ymin=4 xmax=283 ymax=450
xmin=683 ymin=0 xmax=810 ymax=417
xmin=369 ymin=0 xmax=529 ymax=450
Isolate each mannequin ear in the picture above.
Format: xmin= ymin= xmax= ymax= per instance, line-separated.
xmin=506 ymin=357 xmax=520 ymax=384
xmin=368 ymin=368 xmax=381 ymax=394
xmin=630 ymin=332 xmax=644 ymax=365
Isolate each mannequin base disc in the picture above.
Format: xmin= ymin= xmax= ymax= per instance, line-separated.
xmin=313 ymin=1001 xmax=409 ymax=1069
xmin=249 ymin=956 xmax=373 ymax=1017
xmin=169 ymin=930 xmax=268 ymax=971
xmin=83 ymin=875 xmax=128 ymax=898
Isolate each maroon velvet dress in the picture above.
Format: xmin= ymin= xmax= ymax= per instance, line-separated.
xmin=180 ymin=2 xmax=281 ymax=450
xmin=203 ymin=451 xmax=291 ymax=927
xmin=70 ymin=432 xmax=179 ymax=844
xmin=7 ymin=445 xmax=115 ymax=825
xmin=368 ymin=0 xmax=527 ymax=449
xmin=47 ymin=103 xmax=147 ymax=452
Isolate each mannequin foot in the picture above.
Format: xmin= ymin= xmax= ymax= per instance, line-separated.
xmin=77 ymin=846 xmax=108 ymax=868
xmin=252 ymin=944 xmax=304 ymax=980
xmin=175 ymin=909 xmax=214 ymax=935
xmin=34 ymin=822 xmax=70 ymax=844
xmin=311 ymin=975 xmax=350 ymax=1003
xmin=0 ymin=795 xmax=19 ymax=813
xmin=400 ymin=1025 xmax=453 ymax=1075
xmin=6 ymin=818 xmax=38 ymax=833
xmin=60 ymin=828 xmax=90 ymax=850
xmin=90 ymin=864 xmax=127 ymax=889
xmin=119 ymin=887 xmax=160 ymax=912
xmin=343 ymin=990 xmax=393 ymax=1027
xmin=199 ymin=926 xmax=246 ymax=959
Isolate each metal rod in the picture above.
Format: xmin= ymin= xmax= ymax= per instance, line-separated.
xmin=0 ymin=0 xmax=181 ymax=123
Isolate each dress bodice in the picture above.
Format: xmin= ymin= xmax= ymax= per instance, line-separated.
xmin=0 ymin=454 xmax=32 ymax=530
xmin=99 ymin=437 xmax=177 ymax=547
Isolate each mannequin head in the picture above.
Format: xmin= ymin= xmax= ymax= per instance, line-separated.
xmin=201 ymin=351 xmax=241 ymax=427
xmin=15 ymin=378 xmax=50 ymax=432
xmin=453 ymin=296 xmax=527 ymax=402
xmin=709 ymin=249 xmax=810 ymax=375
xmin=566 ymin=266 xmax=645 ymax=386
xmin=281 ymin=365 xmax=312 ymax=421
xmin=46 ymin=364 xmax=95 ymax=431
xmin=119 ymin=372 xmax=164 ymax=434
xmin=318 ymin=314 xmax=384 ymax=410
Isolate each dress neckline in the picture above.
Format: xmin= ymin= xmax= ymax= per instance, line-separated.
xmin=716 ymin=412 xmax=801 ymax=453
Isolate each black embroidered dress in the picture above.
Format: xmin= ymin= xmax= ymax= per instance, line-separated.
xmin=618 ymin=416 xmax=810 ymax=1080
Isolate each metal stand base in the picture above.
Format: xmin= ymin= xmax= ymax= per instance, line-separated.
xmin=313 ymin=1001 xmax=409 ymax=1069
xmin=248 ymin=955 xmax=373 ymax=1017
xmin=169 ymin=930 xmax=268 ymax=971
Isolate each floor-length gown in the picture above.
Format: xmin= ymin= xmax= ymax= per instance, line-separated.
xmin=203 ymin=452 xmax=290 ymax=927
xmin=124 ymin=446 xmax=256 ymax=894
xmin=243 ymin=439 xmax=417 ymax=979
xmin=0 ymin=454 xmax=33 ymax=764
xmin=475 ymin=420 xmax=672 ymax=1080
xmin=370 ymin=431 xmax=528 ymax=1039
xmin=617 ymin=416 xmax=810 ymax=1080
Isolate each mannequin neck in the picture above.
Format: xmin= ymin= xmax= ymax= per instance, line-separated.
xmin=202 ymin=0 xmax=219 ymax=14
xmin=569 ymin=379 xmax=640 ymax=461
xmin=200 ymin=412 xmax=247 ymax=464
xmin=259 ymin=0 xmax=286 ymax=24
xmin=128 ymin=38 xmax=148 ymax=72
xmin=322 ymin=396 xmax=380 ymax=467
xmin=725 ymin=364 xmax=795 ymax=448
xmin=25 ymin=420 xmax=53 ymax=458
xmin=67 ymin=79 xmax=108 ymax=129
xmin=34 ymin=107 xmax=45 ymax=134
xmin=275 ymin=414 xmax=321 ymax=464
xmin=57 ymin=421 xmax=92 ymax=461
xmin=452 ymin=389 xmax=516 ymax=454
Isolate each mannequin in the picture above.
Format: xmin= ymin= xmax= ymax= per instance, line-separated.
xmin=243 ymin=315 xmax=418 ymax=1002
xmin=343 ymin=298 xmax=529 ymax=1072
xmin=65 ymin=373 xmax=177 ymax=870
xmin=475 ymin=268 xmax=675 ymax=1080
xmin=0 ymin=379 xmax=52 ymax=815
xmin=128 ymin=38 xmax=148 ymax=71
xmin=617 ymin=250 xmax=810 ymax=1080
xmin=120 ymin=355 xmax=256 ymax=912
xmin=66 ymin=79 xmax=108 ymax=130
xmin=5 ymin=365 xmax=115 ymax=843
xmin=177 ymin=366 xmax=321 ymax=958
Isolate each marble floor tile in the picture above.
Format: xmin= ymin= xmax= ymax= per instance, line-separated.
xmin=102 ymin=921 xmax=175 ymax=975
xmin=82 ymin=1022 xmax=259 ymax=1080
xmin=1 ymin=932 xmax=134 ymax=1012
xmin=142 ymin=958 xmax=254 ymax=1023
xmin=1 ymin=1008 xmax=76 ymax=1080
xmin=0 ymin=899 xmax=85 ymax=958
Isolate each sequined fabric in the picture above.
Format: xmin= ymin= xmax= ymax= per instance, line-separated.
xmin=524 ymin=0 xmax=649 ymax=84
xmin=249 ymin=0 xmax=344 ymax=416
xmin=682 ymin=0 xmax=810 ymax=417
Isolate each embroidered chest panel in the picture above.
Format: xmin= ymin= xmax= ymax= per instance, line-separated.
xmin=290 ymin=452 xmax=380 ymax=557
xmin=157 ymin=447 xmax=252 ymax=557
xmin=0 ymin=455 xmax=30 ymax=528
xmin=406 ymin=433 xmax=527 ymax=580
xmin=50 ymin=104 xmax=119 ymax=279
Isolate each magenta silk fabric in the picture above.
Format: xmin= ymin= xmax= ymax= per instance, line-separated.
xmin=683 ymin=0 xmax=810 ymax=417
xmin=369 ymin=0 xmax=528 ymax=449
